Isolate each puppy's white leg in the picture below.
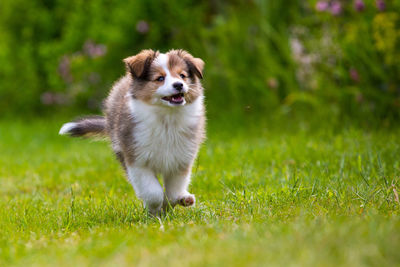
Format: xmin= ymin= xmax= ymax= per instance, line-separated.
xmin=164 ymin=170 xmax=195 ymax=208
xmin=127 ymin=166 xmax=164 ymax=215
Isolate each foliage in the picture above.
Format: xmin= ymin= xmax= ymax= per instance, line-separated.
xmin=0 ymin=118 xmax=399 ymax=265
xmin=0 ymin=0 xmax=399 ymax=118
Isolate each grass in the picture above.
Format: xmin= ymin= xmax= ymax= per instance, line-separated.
xmin=0 ymin=117 xmax=399 ymax=266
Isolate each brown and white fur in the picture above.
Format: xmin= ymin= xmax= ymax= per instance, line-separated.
xmin=59 ymin=49 xmax=205 ymax=215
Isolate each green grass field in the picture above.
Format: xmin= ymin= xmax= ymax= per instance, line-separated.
xmin=0 ymin=118 xmax=399 ymax=266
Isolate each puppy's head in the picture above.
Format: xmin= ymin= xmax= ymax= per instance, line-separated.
xmin=124 ymin=49 xmax=204 ymax=107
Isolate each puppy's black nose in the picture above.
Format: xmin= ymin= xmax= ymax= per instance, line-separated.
xmin=173 ymin=82 xmax=183 ymax=91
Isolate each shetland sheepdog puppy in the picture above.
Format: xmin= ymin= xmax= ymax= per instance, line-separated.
xmin=59 ymin=49 xmax=205 ymax=215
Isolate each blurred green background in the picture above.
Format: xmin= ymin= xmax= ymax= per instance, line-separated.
xmin=0 ymin=0 xmax=399 ymax=122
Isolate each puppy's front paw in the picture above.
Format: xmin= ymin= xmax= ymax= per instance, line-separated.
xmin=145 ymin=198 xmax=163 ymax=217
xmin=178 ymin=194 xmax=195 ymax=207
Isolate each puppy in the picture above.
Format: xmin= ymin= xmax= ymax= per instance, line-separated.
xmin=59 ymin=49 xmax=205 ymax=215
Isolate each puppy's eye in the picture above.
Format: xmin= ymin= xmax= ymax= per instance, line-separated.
xmin=156 ymin=76 xmax=165 ymax=82
xmin=180 ymin=74 xmax=186 ymax=79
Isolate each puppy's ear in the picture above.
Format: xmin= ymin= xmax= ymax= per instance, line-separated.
xmin=123 ymin=49 xmax=158 ymax=79
xmin=177 ymin=50 xmax=204 ymax=79
xmin=186 ymin=57 xmax=204 ymax=79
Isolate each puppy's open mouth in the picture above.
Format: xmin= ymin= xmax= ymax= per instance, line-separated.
xmin=162 ymin=93 xmax=185 ymax=105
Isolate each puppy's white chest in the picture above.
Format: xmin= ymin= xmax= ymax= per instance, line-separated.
xmin=135 ymin=121 xmax=195 ymax=173
xmin=129 ymin=99 xmax=202 ymax=174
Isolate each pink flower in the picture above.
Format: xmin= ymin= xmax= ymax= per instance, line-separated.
xmin=354 ymin=0 xmax=365 ymax=12
xmin=40 ymin=92 xmax=54 ymax=105
xmin=376 ymin=0 xmax=385 ymax=11
xmin=316 ymin=1 xmax=329 ymax=11
xmin=136 ymin=20 xmax=150 ymax=34
xmin=83 ymin=40 xmax=107 ymax=58
xmin=40 ymin=92 xmax=68 ymax=105
xmin=350 ymin=68 xmax=360 ymax=83
xmin=330 ymin=1 xmax=342 ymax=16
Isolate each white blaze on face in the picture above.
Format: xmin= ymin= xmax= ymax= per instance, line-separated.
xmin=153 ymin=53 xmax=188 ymax=106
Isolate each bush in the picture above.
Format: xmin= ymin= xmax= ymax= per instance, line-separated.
xmin=0 ymin=0 xmax=399 ymax=119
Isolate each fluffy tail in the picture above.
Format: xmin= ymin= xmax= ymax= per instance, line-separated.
xmin=59 ymin=115 xmax=106 ymax=137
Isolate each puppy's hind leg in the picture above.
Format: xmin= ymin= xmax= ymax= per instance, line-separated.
xmin=127 ymin=166 xmax=164 ymax=216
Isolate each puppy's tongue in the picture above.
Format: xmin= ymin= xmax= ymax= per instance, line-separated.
xmin=172 ymin=94 xmax=183 ymax=102
xmin=163 ymin=93 xmax=184 ymax=104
